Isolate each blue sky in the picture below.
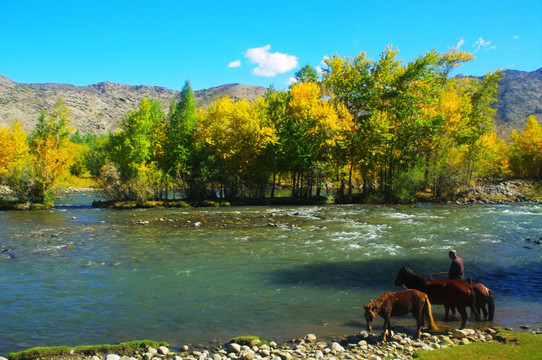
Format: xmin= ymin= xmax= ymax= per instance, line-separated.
xmin=1 ymin=1 xmax=541 ymax=91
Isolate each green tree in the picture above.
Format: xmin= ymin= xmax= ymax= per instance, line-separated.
xmin=165 ymin=80 xmax=198 ymax=195
xmin=294 ymin=64 xmax=319 ymax=84
xmin=105 ymin=97 xmax=166 ymax=200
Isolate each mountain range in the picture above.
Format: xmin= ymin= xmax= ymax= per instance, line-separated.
xmin=0 ymin=68 xmax=540 ymax=137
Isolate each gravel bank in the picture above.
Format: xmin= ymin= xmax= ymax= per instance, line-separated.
xmin=7 ymin=327 xmax=540 ymax=360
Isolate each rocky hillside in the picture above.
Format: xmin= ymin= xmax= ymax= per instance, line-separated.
xmin=493 ymin=68 xmax=542 ymax=137
xmin=1 ymin=68 xmax=540 ymax=136
xmin=0 ymin=75 xmax=267 ymax=134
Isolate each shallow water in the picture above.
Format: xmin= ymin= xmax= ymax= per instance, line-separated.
xmin=1 ymin=195 xmax=541 ymax=355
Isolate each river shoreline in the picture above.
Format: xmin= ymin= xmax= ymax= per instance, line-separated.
xmin=4 ymin=327 xmax=542 ymax=360
xmin=1 ymin=180 xmax=540 ymax=210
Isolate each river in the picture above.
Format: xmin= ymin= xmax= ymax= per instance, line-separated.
xmin=1 ymin=194 xmax=541 ymax=355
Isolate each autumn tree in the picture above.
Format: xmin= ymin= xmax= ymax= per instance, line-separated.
xmin=284 ymin=82 xmax=353 ymax=197
xmin=195 ymin=97 xmax=276 ymax=198
xmin=322 ymin=46 xmax=482 ymax=200
xmin=509 ymin=115 xmax=542 ymax=179
xmin=0 ymin=121 xmax=31 ymax=182
xmin=2 ymin=100 xmax=75 ymax=205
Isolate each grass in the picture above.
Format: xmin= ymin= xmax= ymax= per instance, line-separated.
xmin=8 ymin=340 xmax=168 ymax=360
xmin=413 ymin=330 xmax=542 ymax=360
xmin=229 ymin=335 xmax=268 ymax=346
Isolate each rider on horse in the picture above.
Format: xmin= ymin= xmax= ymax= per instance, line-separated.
xmin=448 ymin=250 xmax=464 ymax=280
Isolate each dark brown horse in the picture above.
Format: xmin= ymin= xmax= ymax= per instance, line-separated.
xmin=446 ymin=283 xmax=495 ymax=321
xmin=473 ymin=283 xmax=495 ymax=321
xmin=394 ymin=266 xmax=479 ymax=328
xmin=364 ymin=289 xmax=439 ymax=341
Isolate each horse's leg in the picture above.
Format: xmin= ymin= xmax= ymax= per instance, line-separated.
xmin=487 ymin=289 xmax=495 ymax=321
xmin=445 ymin=304 xmax=456 ymax=320
xmin=382 ymin=315 xmax=390 ymax=342
xmin=457 ymin=306 xmax=468 ymax=329
xmin=482 ymin=304 xmax=488 ymax=319
xmin=415 ymin=308 xmax=423 ymax=338
xmin=469 ymin=288 xmax=482 ymax=321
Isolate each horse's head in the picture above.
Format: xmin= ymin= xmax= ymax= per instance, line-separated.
xmin=394 ymin=265 xmax=409 ymax=286
xmin=363 ymin=303 xmax=377 ymax=332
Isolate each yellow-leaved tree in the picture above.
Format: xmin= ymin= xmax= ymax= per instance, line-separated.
xmin=4 ymin=100 xmax=75 ymax=206
xmin=0 ymin=121 xmax=31 ymax=180
xmin=285 ymin=82 xmax=354 ymax=197
xmin=509 ymin=115 xmax=542 ymax=179
xmin=196 ymin=96 xmax=276 ymax=198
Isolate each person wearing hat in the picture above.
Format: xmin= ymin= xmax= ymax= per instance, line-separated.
xmin=448 ymin=250 xmax=464 ymax=280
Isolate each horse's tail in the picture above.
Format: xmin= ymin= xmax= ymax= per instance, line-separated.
xmin=423 ymin=293 xmax=439 ymax=331
xmin=487 ymin=288 xmax=495 ymax=321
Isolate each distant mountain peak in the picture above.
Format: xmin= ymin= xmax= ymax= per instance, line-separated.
xmin=0 ymin=75 xmax=267 ymax=134
xmin=1 ymin=69 xmax=540 ymax=137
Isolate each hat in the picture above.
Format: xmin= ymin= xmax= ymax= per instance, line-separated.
xmin=449 ymin=250 xmax=457 ymax=256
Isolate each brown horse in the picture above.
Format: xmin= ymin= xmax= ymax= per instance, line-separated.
xmin=473 ymin=283 xmax=495 ymax=321
xmin=394 ymin=266 xmax=479 ymax=328
xmin=363 ymin=289 xmax=439 ymax=341
xmin=446 ymin=283 xmax=495 ymax=321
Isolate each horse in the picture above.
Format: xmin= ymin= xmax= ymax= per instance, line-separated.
xmin=363 ymin=289 xmax=439 ymax=341
xmin=394 ymin=265 xmax=480 ymax=328
xmin=446 ymin=283 xmax=495 ymax=321
xmin=473 ymin=283 xmax=495 ymax=321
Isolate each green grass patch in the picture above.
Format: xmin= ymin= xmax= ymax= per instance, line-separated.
xmin=92 ymin=200 xmax=191 ymax=209
xmin=8 ymin=340 xmax=168 ymax=360
xmin=229 ymin=335 xmax=268 ymax=347
xmin=413 ymin=330 xmax=542 ymax=360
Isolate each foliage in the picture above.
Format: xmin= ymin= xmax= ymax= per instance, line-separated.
xmin=105 ymin=97 xmax=166 ymax=200
xmin=1 ymin=46 xmax=520 ymax=205
xmin=165 ymin=80 xmax=198 ymax=185
xmin=196 ymin=96 xmax=276 ymax=198
xmin=0 ymin=121 xmax=30 ymax=180
xmin=294 ymin=64 xmax=319 ymax=84
xmin=1 ymin=100 xmax=75 ymax=205
xmin=509 ymin=115 xmax=542 ymax=179
xmin=391 ymin=167 xmax=427 ymax=203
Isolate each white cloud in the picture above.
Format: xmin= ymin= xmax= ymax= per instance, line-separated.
xmin=245 ymin=45 xmax=298 ymax=77
xmin=514 ymin=35 xmax=519 ymax=39
xmin=315 ymin=55 xmax=330 ymax=74
xmin=473 ymin=37 xmax=496 ymax=52
xmin=455 ymin=38 xmax=465 ymax=49
xmin=228 ymin=60 xmax=241 ymax=68
xmin=286 ymin=76 xmax=297 ymax=85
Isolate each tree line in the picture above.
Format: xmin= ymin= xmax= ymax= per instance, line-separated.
xmin=1 ymin=46 xmax=541 ymax=206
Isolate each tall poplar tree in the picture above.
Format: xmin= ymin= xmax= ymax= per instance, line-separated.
xmin=166 ymin=80 xmax=198 ymax=185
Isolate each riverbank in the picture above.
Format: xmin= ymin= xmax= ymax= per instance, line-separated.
xmin=1 ymin=180 xmax=541 ymax=210
xmin=5 ymin=328 xmax=542 ymax=360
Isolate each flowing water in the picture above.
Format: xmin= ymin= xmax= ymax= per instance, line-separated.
xmin=1 ymin=194 xmax=541 ymax=355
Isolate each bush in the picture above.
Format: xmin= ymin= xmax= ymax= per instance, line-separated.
xmin=392 ymin=167 xmax=427 ymax=203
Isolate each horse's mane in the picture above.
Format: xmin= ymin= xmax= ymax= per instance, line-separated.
xmin=400 ymin=266 xmax=429 ymax=288
xmin=368 ymin=291 xmax=392 ymax=311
